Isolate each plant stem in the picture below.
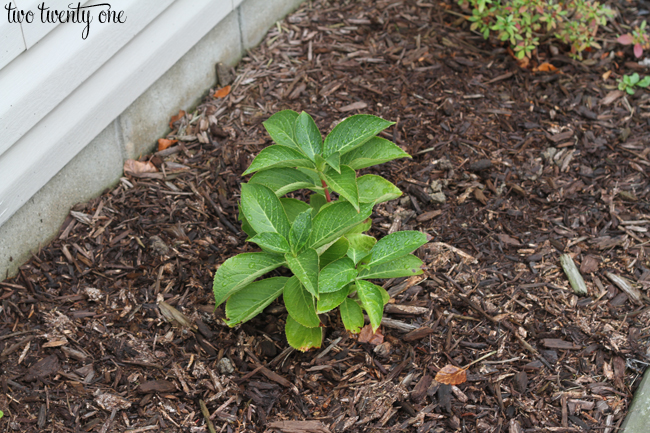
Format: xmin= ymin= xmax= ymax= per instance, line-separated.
xmin=321 ymin=180 xmax=331 ymax=202
xmin=462 ymin=350 xmax=497 ymax=370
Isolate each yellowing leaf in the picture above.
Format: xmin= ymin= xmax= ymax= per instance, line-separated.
xmin=214 ymin=85 xmax=231 ymax=98
xmin=435 ymin=364 xmax=467 ymax=385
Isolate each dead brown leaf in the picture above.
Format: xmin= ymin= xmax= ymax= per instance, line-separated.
xmin=534 ymin=62 xmax=558 ymax=72
xmin=358 ymin=324 xmax=384 ymax=345
xmin=169 ymin=110 xmax=185 ymax=129
xmin=157 ymin=138 xmax=178 ymax=152
xmin=124 ymin=159 xmax=157 ymax=177
xmin=214 ymin=85 xmax=231 ymax=98
xmin=435 ymin=364 xmax=467 ymax=385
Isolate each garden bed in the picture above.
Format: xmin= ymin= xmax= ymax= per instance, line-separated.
xmin=1 ymin=0 xmax=649 ymax=431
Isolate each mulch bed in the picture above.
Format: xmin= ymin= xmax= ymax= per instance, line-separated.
xmin=2 ymin=0 xmax=650 ymax=431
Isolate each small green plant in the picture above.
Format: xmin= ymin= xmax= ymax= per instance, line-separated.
xmin=212 ymin=111 xmax=426 ymax=351
xmin=617 ymin=21 xmax=650 ymax=58
xmin=617 ymin=73 xmax=650 ymax=95
xmin=458 ymin=0 xmax=613 ymax=60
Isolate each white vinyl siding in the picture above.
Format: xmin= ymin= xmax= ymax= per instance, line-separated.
xmin=0 ymin=0 xmax=234 ymax=227
xmin=0 ymin=18 xmax=25 ymax=70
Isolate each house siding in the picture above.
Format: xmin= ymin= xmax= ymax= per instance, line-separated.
xmin=0 ymin=0 xmax=306 ymax=278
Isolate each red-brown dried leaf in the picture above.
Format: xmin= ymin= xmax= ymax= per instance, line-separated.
xmin=435 ymin=364 xmax=467 ymax=385
xmin=358 ymin=324 xmax=384 ymax=345
xmin=169 ymin=110 xmax=186 ymax=129
xmin=214 ymin=85 xmax=231 ymax=98
xmin=158 ymin=138 xmax=178 ymax=152
xmin=534 ymin=62 xmax=558 ymax=72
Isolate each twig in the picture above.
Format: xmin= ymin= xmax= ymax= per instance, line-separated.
xmin=199 ymin=400 xmax=217 ymax=433
xmin=462 ymin=351 xmax=497 ymax=369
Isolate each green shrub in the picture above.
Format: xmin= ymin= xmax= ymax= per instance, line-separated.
xmin=617 ymin=73 xmax=650 ymax=95
xmin=458 ymin=0 xmax=613 ymax=59
xmin=212 ymin=111 xmax=426 ymax=351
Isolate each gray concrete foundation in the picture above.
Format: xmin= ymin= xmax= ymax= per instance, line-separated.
xmin=621 ymin=369 xmax=650 ymax=433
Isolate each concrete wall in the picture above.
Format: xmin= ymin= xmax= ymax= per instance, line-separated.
xmin=0 ymin=0 xmax=305 ymax=279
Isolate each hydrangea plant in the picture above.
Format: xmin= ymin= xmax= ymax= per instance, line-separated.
xmin=212 ymin=111 xmax=427 ymax=351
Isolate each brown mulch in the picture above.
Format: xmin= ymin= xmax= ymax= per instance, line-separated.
xmin=2 ymin=0 xmax=650 ymax=432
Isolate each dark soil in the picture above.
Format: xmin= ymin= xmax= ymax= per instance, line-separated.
xmin=2 ymin=1 xmax=650 ymax=432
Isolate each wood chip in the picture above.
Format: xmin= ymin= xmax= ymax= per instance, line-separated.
xmin=267 ymin=420 xmax=331 ymax=433
xmin=541 ymin=339 xmax=582 ymax=350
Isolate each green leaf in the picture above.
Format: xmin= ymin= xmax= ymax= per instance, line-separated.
xmin=358 ymin=254 xmax=424 ymax=279
xmin=309 ymin=193 xmax=327 ymax=214
xmin=322 ymin=165 xmax=359 ymax=211
xmin=280 ymin=198 xmax=312 ymax=223
xmin=346 ymin=233 xmax=376 ymax=264
xmin=243 ymin=145 xmax=315 ymax=176
xmin=309 ymin=202 xmax=373 ymax=249
xmin=284 ymin=276 xmax=320 ymax=328
xmin=378 ymin=285 xmax=390 ymax=305
xmin=360 ymin=231 xmax=428 ymax=268
xmin=638 ymin=76 xmax=650 ymax=87
xmin=225 ymin=277 xmax=287 ymax=326
xmin=630 ymin=73 xmax=640 ymax=85
xmin=213 ymin=253 xmax=285 ymax=306
xmin=325 ymin=151 xmax=341 ymax=173
xmin=357 ymin=175 xmax=402 ymax=204
xmin=314 ymin=154 xmax=328 ymax=172
xmin=345 ymin=218 xmax=372 ymax=235
xmin=239 ymin=210 xmax=256 ymax=239
xmin=285 ymin=248 xmax=319 ymax=298
xmin=240 ymin=183 xmax=291 ymax=239
xmin=289 ymin=209 xmax=312 ymax=255
xmin=627 ymin=87 xmax=636 ymax=95
xmin=248 ymin=232 xmax=291 ymax=254
xmin=317 ymin=284 xmax=351 ymax=313
xmin=295 ymin=111 xmax=322 ymax=161
xmin=319 ymin=257 xmax=357 ymax=293
xmin=263 ymin=110 xmax=300 ymax=149
xmin=340 ymin=297 xmax=364 ymax=334
xmin=323 ymin=115 xmax=395 ymax=157
xmin=319 ymin=237 xmax=349 ymax=268
xmin=340 ymin=137 xmax=410 ymax=170
xmin=356 ymin=280 xmax=385 ymax=332
xmin=285 ymin=315 xmax=322 ymax=351
xmin=249 ymin=168 xmax=317 ymax=197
